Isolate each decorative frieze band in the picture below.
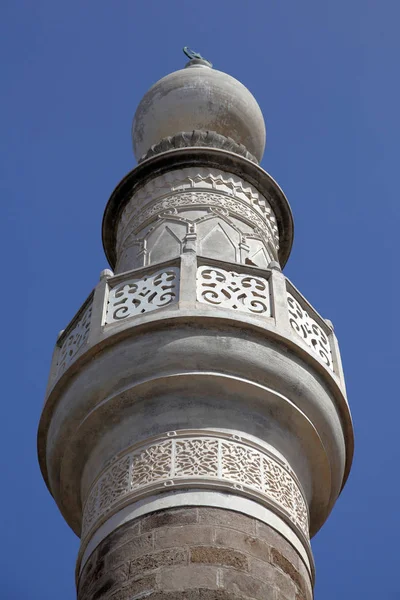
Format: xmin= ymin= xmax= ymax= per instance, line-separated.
xmin=116 ymin=168 xmax=279 ymax=256
xmin=138 ymin=130 xmax=258 ymax=164
xmin=81 ymin=431 xmax=309 ymax=541
xmin=287 ymin=292 xmax=333 ymax=370
xmin=106 ymin=267 xmax=179 ymax=324
xmin=197 ymin=266 xmax=271 ymax=316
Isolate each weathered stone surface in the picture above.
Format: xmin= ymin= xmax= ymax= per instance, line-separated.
xmin=131 ymin=61 xmax=267 ymax=162
xmin=130 ymin=548 xmax=188 ymax=575
xmin=215 ymin=527 xmax=271 ymax=562
xmin=78 ymin=508 xmax=313 ymax=599
xmin=222 ymin=569 xmax=276 ymax=599
xmin=141 ymin=507 xmax=199 ymax=532
xmin=190 ymin=546 xmax=248 ymax=570
xmin=256 ymin=521 xmax=311 ymax=582
xmin=198 ymin=508 xmax=256 ymax=535
xmin=80 ymin=563 xmax=129 ymax=600
xmin=105 ymin=532 xmax=154 ymax=570
xmin=271 ymin=549 xmax=309 ymax=598
xmin=146 ymin=591 xmax=249 ymax=599
xmin=110 ymin=574 xmax=157 ymax=600
xmin=159 ymin=565 xmax=219 ymax=591
xmin=139 ymin=130 xmax=258 ymax=164
xmin=156 ymin=524 xmax=214 ymax=549
xmin=250 ymin=558 xmax=296 ymax=599
xmin=101 ymin=520 xmax=141 ymax=556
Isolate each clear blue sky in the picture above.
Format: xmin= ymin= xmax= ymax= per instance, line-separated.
xmin=1 ymin=1 xmax=398 ymax=598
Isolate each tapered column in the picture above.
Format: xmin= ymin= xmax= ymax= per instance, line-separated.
xmin=78 ymin=508 xmax=312 ymax=600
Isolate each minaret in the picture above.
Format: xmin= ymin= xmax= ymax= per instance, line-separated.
xmin=38 ymin=51 xmax=353 ymax=600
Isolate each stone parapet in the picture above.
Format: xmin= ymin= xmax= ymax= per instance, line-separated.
xmin=44 ymin=256 xmax=346 ymax=397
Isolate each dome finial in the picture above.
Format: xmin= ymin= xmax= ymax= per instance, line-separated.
xmin=183 ymin=46 xmax=213 ymax=67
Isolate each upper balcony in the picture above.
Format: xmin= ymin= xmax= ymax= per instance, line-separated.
xmin=46 ymin=254 xmax=347 ymax=403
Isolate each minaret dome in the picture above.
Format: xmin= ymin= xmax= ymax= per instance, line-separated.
xmin=132 ymin=53 xmax=266 ymax=163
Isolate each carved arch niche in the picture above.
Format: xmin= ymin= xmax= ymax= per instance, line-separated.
xmin=197 ymin=218 xmax=240 ymax=263
xmin=147 ymin=220 xmax=186 ymax=264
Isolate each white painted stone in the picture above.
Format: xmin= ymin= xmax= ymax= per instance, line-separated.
xmin=80 ymin=429 xmax=309 ymax=543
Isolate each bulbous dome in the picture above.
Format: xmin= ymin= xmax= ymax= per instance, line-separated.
xmin=132 ymin=59 xmax=266 ymax=162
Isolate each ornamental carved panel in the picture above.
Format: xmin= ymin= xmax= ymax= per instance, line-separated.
xmin=287 ymin=292 xmax=333 ymax=370
xmin=106 ymin=267 xmax=179 ymax=324
xmin=81 ymin=432 xmax=308 ymax=541
xmin=197 ymin=265 xmax=271 ymax=316
xmin=57 ymin=298 xmax=93 ymax=377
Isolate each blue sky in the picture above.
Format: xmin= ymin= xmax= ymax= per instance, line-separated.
xmin=1 ymin=1 xmax=398 ymax=598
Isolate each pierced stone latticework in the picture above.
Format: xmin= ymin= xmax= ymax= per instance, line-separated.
xmin=81 ymin=431 xmax=308 ymax=541
xmin=106 ymin=267 xmax=179 ymax=324
xmin=56 ymin=297 xmax=93 ymax=377
xmin=197 ymin=265 xmax=271 ymax=316
xmin=287 ymin=292 xmax=333 ymax=370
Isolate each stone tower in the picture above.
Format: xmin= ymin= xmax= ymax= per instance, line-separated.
xmin=38 ymin=53 xmax=353 ymax=600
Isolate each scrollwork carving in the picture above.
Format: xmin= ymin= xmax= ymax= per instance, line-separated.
xmin=57 ymin=299 xmax=93 ymax=376
xmin=106 ymin=267 xmax=179 ymax=324
xmin=197 ymin=266 xmax=271 ymax=316
xmin=287 ymin=292 xmax=333 ymax=370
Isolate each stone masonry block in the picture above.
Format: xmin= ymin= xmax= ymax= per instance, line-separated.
xmin=256 ymin=522 xmax=312 ymax=586
xmin=141 ymin=508 xmax=199 ymax=532
xmin=159 ymin=565 xmax=219 ymax=591
xmin=271 ymin=549 xmax=310 ymax=599
xmin=197 ymin=508 xmax=256 ymax=535
xmin=80 ymin=563 xmax=130 ymax=600
xmin=215 ymin=527 xmax=270 ymax=562
xmin=109 ymin=574 xmax=157 ymax=600
xmin=156 ymin=524 xmax=214 ymax=549
xmin=105 ymin=532 xmax=154 ymax=571
xmin=129 ymin=548 xmax=188 ymax=576
xmin=146 ymin=591 xmax=250 ymax=600
xmin=99 ymin=519 xmax=141 ymax=557
xmin=78 ymin=510 xmax=313 ymax=600
xmin=190 ymin=546 xmax=248 ymax=571
xmin=78 ymin=549 xmax=101 ymax=598
xmin=250 ymin=557 xmax=296 ymax=599
xmin=222 ymin=568 xmax=276 ymax=599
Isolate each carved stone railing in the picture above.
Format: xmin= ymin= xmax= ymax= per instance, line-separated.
xmin=196 ymin=264 xmax=271 ymax=316
xmin=106 ymin=265 xmax=179 ymax=324
xmin=286 ymin=283 xmax=334 ymax=372
xmin=55 ymin=292 xmax=94 ymax=379
xmin=45 ymin=256 xmax=345 ymax=396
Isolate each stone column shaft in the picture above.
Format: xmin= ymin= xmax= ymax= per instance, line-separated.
xmin=38 ymin=54 xmax=353 ymax=600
